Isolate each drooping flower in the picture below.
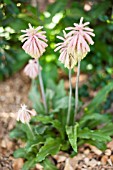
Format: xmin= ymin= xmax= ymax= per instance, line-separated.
xmin=20 ymin=24 xmax=48 ymax=58
xmin=65 ymin=17 xmax=95 ymax=62
xmin=24 ymin=59 xmax=41 ymax=79
xmin=55 ymin=17 xmax=95 ymax=69
xmin=54 ymin=30 xmax=76 ymax=69
xmin=17 ymin=104 xmax=36 ymax=124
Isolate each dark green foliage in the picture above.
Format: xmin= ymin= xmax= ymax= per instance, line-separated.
xmin=10 ymin=80 xmax=113 ymax=169
xmin=0 ymin=0 xmax=113 ymax=80
xmin=0 ymin=0 xmax=30 ymax=79
xmin=87 ymin=81 xmax=113 ymax=113
xmin=36 ymin=137 xmax=61 ymax=162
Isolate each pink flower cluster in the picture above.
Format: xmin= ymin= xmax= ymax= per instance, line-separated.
xmin=21 ymin=24 xmax=48 ymax=59
xmin=17 ymin=104 xmax=36 ymax=124
xmin=54 ymin=31 xmax=76 ymax=69
xmin=55 ymin=17 xmax=95 ymax=69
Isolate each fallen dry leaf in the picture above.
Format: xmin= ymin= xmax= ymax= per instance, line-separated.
xmin=110 ymin=155 xmax=113 ymax=163
xmin=13 ymin=158 xmax=24 ymax=170
xmin=89 ymin=145 xmax=102 ymax=155
xmin=105 ymin=149 xmax=111 ymax=156
xmin=101 ymin=155 xmax=108 ymax=165
xmin=35 ymin=163 xmax=43 ymax=170
xmin=64 ymin=158 xmax=74 ymax=170
xmin=53 ymin=155 xmax=67 ymax=163
xmin=107 ymin=140 xmax=113 ymax=150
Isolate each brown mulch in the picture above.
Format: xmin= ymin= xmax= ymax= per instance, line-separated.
xmin=0 ymin=72 xmax=113 ymax=170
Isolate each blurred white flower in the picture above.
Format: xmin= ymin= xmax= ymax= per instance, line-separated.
xmin=24 ymin=59 xmax=41 ymax=79
xmin=54 ymin=30 xmax=76 ymax=69
xmin=17 ymin=104 xmax=36 ymax=124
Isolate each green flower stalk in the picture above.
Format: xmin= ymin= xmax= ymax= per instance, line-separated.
xmin=54 ymin=31 xmax=74 ymax=125
xmin=67 ymin=68 xmax=72 ymax=125
xmin=27 ymin=122 xmax=35 ymax=139
xmin=37 ymin=60 xmax=47 ymax=113
xmin=75 ymin=60 xmax=81 ymax=118
xmin=65 ymin=17 xmax=95 ymax=119
xmin=55 ymin=18 xmax=95 ymax=123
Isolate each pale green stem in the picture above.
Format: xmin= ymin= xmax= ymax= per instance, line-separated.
xmin=67 ymin=68 xmax=72 ymax=125
xmin=37 ymin=60 xmax=47 ymax=113
xmin=75 ymin=60 xmax=81 ymax=120
xmin=31 ymin=78 xmax=35 ymax=87
xmin=27 ymin=122 xmax=35 ymax=139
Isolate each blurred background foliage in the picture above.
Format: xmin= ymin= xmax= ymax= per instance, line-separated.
xmin=0 ymin=0 xmax=113 ymax=83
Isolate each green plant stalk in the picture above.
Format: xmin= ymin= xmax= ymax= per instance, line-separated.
xmin=31 ymin=78 xmax=36 ymax=88
xmin=37 ymin=60 xmax=47 ymax=113
xmin=75 ymin=60 xmax=81 ymax=120
xmin=27 ymin=123 xmax=35 ymax=139
xmin=67 ymin=68 xmax=72 ymax=125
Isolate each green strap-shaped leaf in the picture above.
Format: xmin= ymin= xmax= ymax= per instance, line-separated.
xmin=78 ymin=127 xmax=111 ymax=142
xmin=34 ymin=115 xmax=52 ymax=123
xmin=66 ymin=123 xmax=79 ymax=153
xmin=42 ymin=158 xmax=58 ymax=170
xmin=36 ymin=138 xmax=61 ymax=162
xmin=14 ymin=148 xmax=26 ymax=159
xmin=87 ymin=81 xmax=113 ymax=113
xmin=22 ymin=158 xmax=36 ymax=170
xmin=53 ymin=96 xmax=74 ymax=111
xmin=54 ymin=80 xmax=66 ymax=99
xmin=79 ymin=113 xmax=111 ymax=127
xmin=85 ymin=139 xmax=107 ymax=151
xmin=100 ymin=123 xmax=113 ymax=136
xmin=9 ymin=126 xmax=26 ymax=140
xmin=25 ymin=136 xmax=44 ymax=153
xmin=29 ymin=83 xmax=45 ymax=113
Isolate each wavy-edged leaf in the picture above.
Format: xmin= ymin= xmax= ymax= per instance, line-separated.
xmin=36 ymin=138 xmax=61 ymax=162
xmin=66 ymin=123 xmax=79 ymax=153
xmin=86 ymin=140 xmax=107 ymax=151
xmin=22 ymin=158 xmax=36 ymax=170
xmin=100 ymin=123 xmax=113 ymax=136
xmin=14 ymin=148 xmax=26 ymax=158
xmin=35 ymin=125 xmax=48 ymax=135
xmin=78 ymin=127 xmax=111 ymax=142
xmin=79 ymin=113 xmax=111 ymax=128
xmin=25 ymin=136 xmax=44 ymax=153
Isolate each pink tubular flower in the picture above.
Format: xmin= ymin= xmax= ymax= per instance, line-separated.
xmin=65 ymin=17 xmax=95 ymax=62
xmin=24 ymin=59 xmax=41 ymax=79
xmin=20 ymin=24 xmax=48 ymax=58
xmin=54 ymin=30 xmax=76 ymax=69
xmin=17 ymin=104 xmax=36 ymax=124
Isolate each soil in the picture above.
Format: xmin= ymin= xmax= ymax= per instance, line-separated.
xmin=0 ymin=71 xmax=113 ymax=170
